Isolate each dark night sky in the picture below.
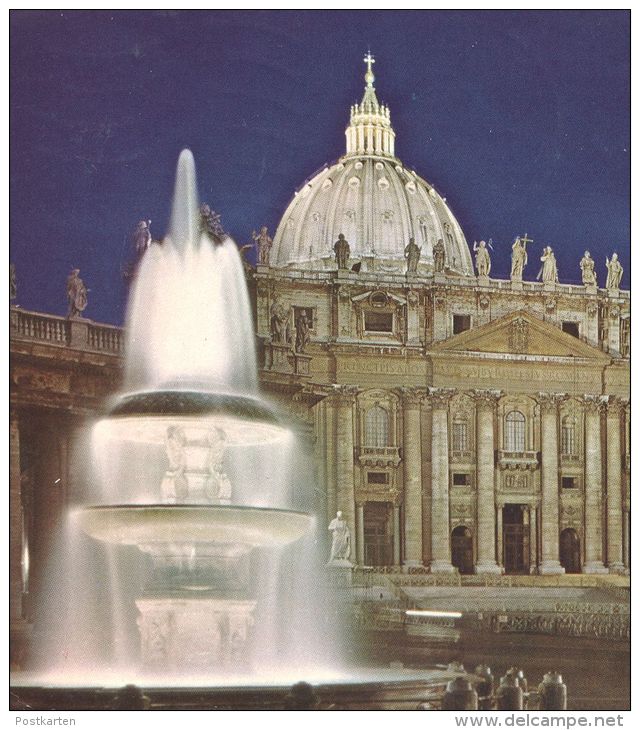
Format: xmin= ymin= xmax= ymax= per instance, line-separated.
xmin=10 ymin=10 xmax=630 ymax=325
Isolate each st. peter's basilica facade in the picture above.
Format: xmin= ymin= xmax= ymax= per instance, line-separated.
xmin=9 ymin=57 xmax=630 ymax=658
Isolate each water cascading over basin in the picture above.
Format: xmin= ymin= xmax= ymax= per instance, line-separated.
xmin=75 ymin=150 xmax=313 ymax=673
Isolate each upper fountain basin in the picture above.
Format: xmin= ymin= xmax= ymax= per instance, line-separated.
xmin=74 ymin=504 xmax=313 ymax=548
xmin=97 ymin=390 xmax=289 ymax=446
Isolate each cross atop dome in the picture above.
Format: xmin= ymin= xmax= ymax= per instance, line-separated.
xmin=364 ymin=52 xmax=375 ymax=87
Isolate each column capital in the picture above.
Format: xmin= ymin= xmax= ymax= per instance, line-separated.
xmin=427 ymin=387 xmax=456 ymax=410
xmin=330 ymin=384 xmax=358 ymax=406
xmin=537 ymin=392 xmax=568 ymax=413
xmin=582 ymin=394 xmax=606 ymax=414
xmin=473 ymin=389 xmax=502 ymax=410
xmin=604 ymin=395 xmax=626 ymax=417
xmin=398 ymin=386 xmax=428 ymax=408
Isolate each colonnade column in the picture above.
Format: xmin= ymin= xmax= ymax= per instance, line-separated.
xmin=623 ymin=400 xmax=630 ymax=569
xmin=583 ymin=395 xmax=607 ymax=573
xmin=10 ymin=410 xmax=23 ymax=621
xmin=474 ymin=390 xmax=502 ymax=574
xmin=335 ymin=387 xmax=357 ymax=562
xmin=605 ymin=397 xmax=625 ymax=573
xmin=428 ymin=388 xmax=455 ymax=573
xmin=324 ymin=399 xmax=337 ymax=520
xmin=401 ymin=388 xmax=424 ymax=568
xmin=538 ymin=392 xmax=566 ymax=574
xmin=356 ymin=504 xmax=365 ymax=566
xmin=393 ymin=505 xmax=401 ymax=566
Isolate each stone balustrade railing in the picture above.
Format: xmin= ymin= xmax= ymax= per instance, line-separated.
xmin=496 ymin=449 xmax=540 ymax=470
xmin=10 ymin=307 xmax=124 ymax=355
xmin=356 ymin=446 xmax=402 ymax=466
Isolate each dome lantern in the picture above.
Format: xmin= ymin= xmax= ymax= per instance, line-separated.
xmin=345 ymin=53 xmax=396 ymax=158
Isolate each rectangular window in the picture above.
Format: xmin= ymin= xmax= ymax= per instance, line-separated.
xmin=562 ymin=477 xmax=577 ymax=489
xmin=562 ymin=321 xmax=580 ymax=338
xmin=453 ymin=314 xmax=471 ymax=335
xmin=453 ymin=473 xmax=470 ymax=486
xmin=364 ymin=311 xmax=393 ymax=333
xmin=452 ymin=421 xmax=468 ymax=452
xmin=367 ymin=472 xmax=389 ymax=485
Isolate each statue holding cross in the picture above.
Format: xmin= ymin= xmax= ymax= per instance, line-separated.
xmin=510 ymin=233 xmax=532 ymax=280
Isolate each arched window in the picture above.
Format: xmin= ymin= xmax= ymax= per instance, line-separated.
xmin=452 ymin=416 xmax=468 ymax=452
xmin=365 ymin=405 xmax=390 ymax=447
xmin=561 ymin=416 xmax=576 ymax=455
xmin=505 ymin=410 xmax=526 ymax=452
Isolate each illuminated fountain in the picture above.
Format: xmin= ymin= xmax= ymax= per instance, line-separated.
xmin=74 ymin=149 xmax=313 ymax=674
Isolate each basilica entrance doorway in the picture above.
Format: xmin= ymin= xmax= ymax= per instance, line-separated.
xmin=451 ymin=526 xmax=473 ymax=574
xmin=503 ymin=504 xmax=530 ymax=574
xmin=559 ymin=528 xmax=581 ymax=573
xmin=363 ymin=502 xmax=394 ymax=566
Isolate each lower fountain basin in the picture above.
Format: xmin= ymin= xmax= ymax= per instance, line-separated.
xmin=74 ymin=504 xmax=313 ymax=548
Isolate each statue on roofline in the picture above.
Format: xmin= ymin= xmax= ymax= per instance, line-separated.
xmin=580 ymin=251 xmax=597 ymax=286
xmin=404 ymin=237 xmax=421 ymax=274
xmin=66 ymin=268 xmax=88 ymax=319
xmin=538 ymin=246 xmax=558 ymax=283
xmin=433 ymin=238 xmax=446 ymax=273
xmin=252 ymin=226 xmax=273 ymax=265
xmin=605 ymin=253 xmax=623 ymax=290
xmin=474 ymin=239 xmax=491 ymax=277
xmin=334 ymin=233 xmax=350 ymax=270
xmin=510 ymin=235 xmax=530 ymax=280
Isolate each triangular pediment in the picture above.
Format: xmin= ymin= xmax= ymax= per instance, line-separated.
xmin=431 ymin=310 xmax=610 ymax=360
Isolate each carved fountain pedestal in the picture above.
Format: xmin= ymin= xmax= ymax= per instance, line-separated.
xmin=76 ymin=390 xmax=312 ymax=674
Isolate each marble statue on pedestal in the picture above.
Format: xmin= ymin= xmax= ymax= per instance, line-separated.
xmin=66 ymin=269 xmax=88 ymax=318
xmin=295 ymin=310 xmax=310 ymax=353
xmin=328 ymin=510 xmax=351 ymax=562
xmin=580 ymin=251 xmax=597 ymax=286
xmin=252 ymin=226 xmax=273 ymax=265
xmin=404 ymin=237 xmax=421 ymax=273
xmin=433 ymin=238 xmax=446 ymax=273
xmin=510 ymin=236 xmax=529 ymax=280
xmin=606 ymin=253 xmax=623 ymax=290
xmin=270 ymin=300 xmax=291 ymax=344
xmin=538 ymin=246 xmax=558 ymax=283
xmin=474 ymin=240 xmax=491 ymax=277
xmin=334 ymin=233 xmax=351 ymax=269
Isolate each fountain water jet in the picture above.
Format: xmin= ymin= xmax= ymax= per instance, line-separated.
xmin=74 ymin=149 xmax=314 ymax=674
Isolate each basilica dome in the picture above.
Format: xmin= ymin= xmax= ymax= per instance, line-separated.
xmin=270 ymin=57 xmax=474 ymax=276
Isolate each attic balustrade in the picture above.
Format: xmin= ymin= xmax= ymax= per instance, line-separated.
xmin=10 ymin=306 xmax=123 ymax=355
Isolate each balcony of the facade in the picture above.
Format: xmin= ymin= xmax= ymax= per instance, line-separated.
xmin=496 ymin=450 xmax=540 ymax=471
xmin=356 ymin=446 xmax=401 ymax=467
